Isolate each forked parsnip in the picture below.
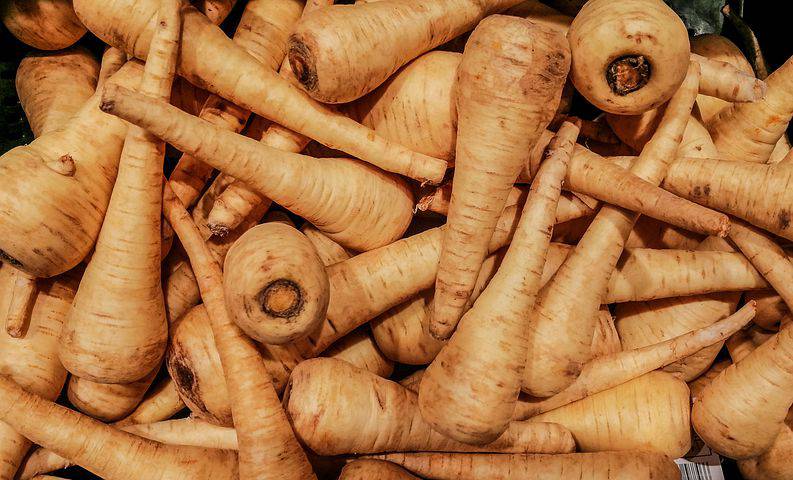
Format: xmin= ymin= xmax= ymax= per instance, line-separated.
xmin=162 ymin=184 xmax=316 ymax=479
xmin=100 ymin=85 xmax=414 ymax=251
xmin=693 ymin=323 xmax=793 ymax=459
xmin=58 ymin=0 xmax=181 ymax=384
xmin=0 ymin=268 xmax=78 ymax=480
xmin=531 ymin=371 xmax=692 ymax=457
xmin=663 ymin=158 xmax=793 ymax=241
xmin=431 ymin=15 xmax=570 ymax=339
xmin=522 ymin=63 xmax=700 ymax=397
xmin=0 ymin=61 xmax=141 ymax=278
xmin=0 ymin=0 xmax=85 ymax=49
xmin=373 ymin=451 xmax=681 ymax=480
xmin=708 ymin=54 xmax=793 ymax=162
xmin=15 ymin=47 xmax=99 ymax=137
xmin=0 ymin=376 xmax=237 ymax=480
xmin=168 ymin=0 xmax=303 ymax=208
xmin=224 ymin=223 xmax=329 ymax=344
xmin=514 ymin=302 xmax=755 ymax=419
xmin=287 ymin=0 xmax=526 ymax=103
xmin=567 ymin=0 xmax=689 ymax=115
xmin=286 ymin=358 xmax=575 ymax=455
xmin=74 ymin=0 xmax=448 ymax=183
xmin=419 ymin=122 xmax=579 ymax=444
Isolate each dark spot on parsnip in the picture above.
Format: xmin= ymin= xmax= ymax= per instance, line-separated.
xmin=606 ymin=55 xmax=651 ymax=96
xmin=0 ymin=249 xmax=23 ymax=269
xmin=780 ymin=210 xmax=791 ymax=230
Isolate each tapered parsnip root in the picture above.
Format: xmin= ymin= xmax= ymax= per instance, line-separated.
xmin=1 ymin=0 xmax=86 ymax=49
xmin=286 ymin=358 xmax=575 ymax=455
xmin=58 ymin=0 xmax=181 ymax=384
xmin=16 ymin=47 xmax=99 ymax=137
xmin=121 ymin=418 xmax=238 ymax=450
xmin=162 ymin=183 xmax=316 ymax=479
xmin=692 ymin=53 xmax=767 ymax=103
xmin=0 ymin=268 xmax=78 ymax=480
xmin=432 ymin=15 xmax=570 ymax=339
xmin=531 ymin=371 xmax=691 ymax=457
xmin=2 ymin=268 xmax=37 ymax=338
xmin=746 ymin=290 xmax=789 ymax=330
xmin=664 ymin=158 xmax=793 ymax=242
xmin=0 ymin=62 xmax=143 ymax=278
xmin=373 ymin=451 xmax=682 ymax=480
xmin=75 ymin=0 xmax=448 ymax=183
xmin=287 ymin=0 xmax=525 ymax=103
xmin=339 ymin=460 xmax=419 ymax=480
xmin=101 ymin=85 xmax=414 ymax=251
xmin=693 ymin=323 xmax=793 ymax=459
xmin=419 ymin=121 xmax=579 ymax=444
xmin=224 ymin=223 xmax=329 ymax=344
xmin=522 ymin=63 xmax=701 ymax=397
xmin=516 ymin=302 xmax=755 ymax=418
xmin=0 ymin=375 xmax=238 ymax=480
xmin=567 ymin=0 xmax=689 ymax=114
xmin=691 ymin=34 xmax=755 ymax=122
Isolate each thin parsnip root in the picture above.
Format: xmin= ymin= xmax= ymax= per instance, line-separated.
xmin=287 ymin=0 xmax=526 ymax=103
xmin=522 ymin=63 xmax=700 ymax=397
xmin=101 ymin=85 xmax=415 ymax=251
xmin=121 ymin=418 xmax=238 ymax=450
xmin=419 ymin=121 xmax=579 ymax=444
xmin=432 ymin=15 xmax=570 ymax=339
xmin=0 ymin=375 xmax=238 ymax=480
xmin=693 ymin=323 xmax=793 ymax=459
xmin=75 ymin=0 xmax=448 ymax=183
xmin=2 ymin=268 xmax=37 ymax=338
xmin=59 ymin=0 xmax=181 ymax=384
xmin=515 ymin=302 xmax=755 ymax=418
xmin=567 ymin=0 xmax=690 ymax=114
xmin=692 ymin=53 xmax=767 ymax=103
xmin=531 ymin=371 xmax=691 ymax=457
xmin=373 ymin=451 xmax=682 ymax=480
xmin=162 ymin=183 xmax=316 ymax=479
xmin=224 ymin=223 xmax=329 ymax=344
xmin=691 ymin=34 xmax=755 ymax=123
xmin=1 ymin=0 xmax=86 ymax=49
xmin=286 ymin=358 xmax=575 ymax=455
xmin=0 ymin=268 xmax=78 ymax=480
xmin=16 ymin=47 xmax=99 ymax=137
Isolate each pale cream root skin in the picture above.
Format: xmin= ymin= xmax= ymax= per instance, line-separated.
xmin=300 ymin=224 xmax=353 ymax=267
xmin=287 ymin=0 xmax=525 ymax=103
xmin=16 ymin=47 xmax=99 ymax=137
xmin=532 ymin=371 xmax=692 ymax=458
xmin=420 ymin=121 xmax=579 ymax=445
xmin=432 ymin=15 xmax=570 ymax=340
xmin=746 ymin=290 xmax=789 ymax=330
xmin=286 ymin=358 xmax=575 ymax=456
xmin=67 ymin=369 xmax=158 ymax=422
xmin=0 ymin=268 xmax=77 ymax=480
xmin=567 ymin=0 xmax=690 ymax=115
xmin=0 ymin=62 xmax=141 ymax=278
xmin=0 ymin=375 xmax=239 ymax=480
xmin=75 ymin=0 xmax=448 ymax=183
xmin=374 ymin=451 xmax=682 ymax=480
xmin=1 ymin=0 xmax=86 ymax=49
xmin=224 ymin=223 xmax=330 ymax=344
xmin=100 ymin=84 xmax=415 ymax=251
xmin=339 ymin=460 xmax=419 ymax=480
xmin=324 ymin=328 xmax=394 ymax=378
xmin=693 ymin=324 xmax=793 ymax=459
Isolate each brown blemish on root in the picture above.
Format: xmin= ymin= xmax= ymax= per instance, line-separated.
xmin=780 ymin=210 xmax=791 ymax=230
xmin=169 ymin=353 xmax=207 ymax=414
xmin=257 ymin=279 xmax=304 ymax=318
xmin=288 ymin=35 xmax=317 ymax=92
xmin=606 ymin=55 xmax=651 ymax=96
xmin=0 ymin=249 xmax=24 ymax=269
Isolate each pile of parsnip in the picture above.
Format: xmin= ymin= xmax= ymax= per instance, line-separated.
xmin=1 ymin=0 xmax=793 ymax=478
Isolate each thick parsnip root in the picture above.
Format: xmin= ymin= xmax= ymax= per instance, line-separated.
xmin=567 ymin=0 xmax=690 ymax=115
xmin=531 ymin=371 xmax=692 ymax=457
xmin=708 ymin=54 xmax=793 ymax=163
xmin=287 ymin=0 xmax=525 ymax=103
xmin=692 ymin=53 xmax=767 ymax=102
xmin=515 ymin=302 xmax=755 ymax=418
xmin=101 ymin=85 xmax=414 ymax=251
xmin=224 ymin=223 xmax=329 ymax=344
xmin=58 ymin=0 xmax=181 ymax=384
xmin=66 ymin=370 xmax=157 ymax=422
xmin=286 ymin=358 xmax=575 ymax=455
xmin=373 ymin=451 xmax=682 ymax=480
xmin=162 ymin=183 xmax=316 ymax=479
xmin=1 ymin=0 xmax=86 ymax=50
xmin=75 ymin=0 xmax=448 ymax=183
xmin=419 ymin=121 xmax=579 ymax=444
xmin=432 ymin=15 xmax=570 ymax=339
xmin=693 ymin=323 xmax=793 ymax=459
xmin=522 ymin=62 xmax=700 ymax=397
